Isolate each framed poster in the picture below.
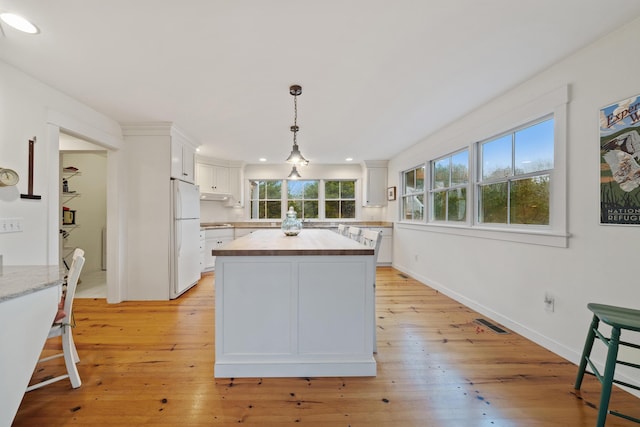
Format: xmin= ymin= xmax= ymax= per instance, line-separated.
xmin=600 ymin=94 xmax=640 ymax=225
xmin=387 ymin=186 xmax=396 ymax=201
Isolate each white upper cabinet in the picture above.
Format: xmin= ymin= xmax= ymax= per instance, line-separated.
xmin=227 ymin=166 xmax=244 ymax=208
xmin=196 ymin=158 xmax=244 ymax=207
xmin=171 ymin=134 xmax=195 ymax=183
xmin=362 ymin=160 xmax=388 ymax=207
xmin=196 ymin=163 xmax=229 ymax=194
xmin=213 ymin=165 xmax=229 ymax=193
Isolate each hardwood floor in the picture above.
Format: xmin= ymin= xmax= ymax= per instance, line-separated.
xmin=14 ymin=267 xmax=639 ymax=426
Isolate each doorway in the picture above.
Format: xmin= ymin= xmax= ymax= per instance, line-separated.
xmin=59 ymin=133 xmax=108 ymax=298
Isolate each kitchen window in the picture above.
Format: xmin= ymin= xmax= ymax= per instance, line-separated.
xmin=401 ymin=165 xmax=425 ymax=221
xmin=431 ymin=149 xmax=468 ymax=222
xmin=250 ymin=180 xmax=282 ymax=219
xmin=325 ymin=180 xmax=356 ymax=219
xmin=287 ymin=180 xmax=319 ymax=219
xmin=477 ymin=116 xmax=554 ymax=226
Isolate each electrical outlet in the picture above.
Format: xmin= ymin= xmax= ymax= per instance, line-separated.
xmin=544 ymin=293 xmax=554 ymax=312
xmin=0 ymin=218 xmax=23 ymax=233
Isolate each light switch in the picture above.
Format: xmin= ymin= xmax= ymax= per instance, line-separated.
xmin=0 ymin=218 xmax=23 ymax=233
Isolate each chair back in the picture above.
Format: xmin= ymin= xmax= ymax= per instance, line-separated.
xmin=337 ymin=224 xmax=347 ymax=236
xmin=362 ymin=229 xmax=383 ymax=265
xmin=72 ymin=247 xmax=85 ymax=261
xmin=348 ymin=226 xmax=362 ymax=242
xmin=61 ymin=254 xmax=85 ymax=324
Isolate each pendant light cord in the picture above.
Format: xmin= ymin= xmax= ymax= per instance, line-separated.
xmin=293 ymin=93 xmax=298 ymax=145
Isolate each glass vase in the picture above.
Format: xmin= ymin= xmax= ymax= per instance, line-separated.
xmin=281 ymin=206 xmax=302 ymax=236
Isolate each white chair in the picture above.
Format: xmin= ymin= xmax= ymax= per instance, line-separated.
xmin=362 ymin=229 xmax=383 ymax=353
xmin=337 ymin=224 xmax=347 ymax=236
xmin=27 ymin=252 xmax=85 ymax=391
xmin=348 ymin=226 xmax=362 ymax=242
xmin=362 ymin=229 xmax=383 ymax=263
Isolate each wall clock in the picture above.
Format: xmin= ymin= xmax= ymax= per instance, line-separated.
xmin=0 ymin=168 xmax=19 ymax=186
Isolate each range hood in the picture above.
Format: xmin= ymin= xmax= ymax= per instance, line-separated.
xmin=200 ymin=192 xmax=231 ymax=201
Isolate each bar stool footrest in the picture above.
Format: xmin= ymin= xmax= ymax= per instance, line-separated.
xmin=610 ymin=410 xmax=640 ymax=424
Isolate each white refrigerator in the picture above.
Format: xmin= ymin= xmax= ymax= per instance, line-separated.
xmin=170 ymin=179 xmax=201 ymax=298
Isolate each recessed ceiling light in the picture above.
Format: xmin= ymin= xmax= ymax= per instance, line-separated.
xmin=345 ymin=158 xmax=353 ymax=162
xmin=0 ymin=13 xmax=39 ymax=34
xmin=259 ymin=158 xmax=267 ymax=162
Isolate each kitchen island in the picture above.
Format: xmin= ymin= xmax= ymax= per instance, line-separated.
xmin=0 ymin=265 xmax=63 ymax=427
xmin=213 ymin=229 xmax=376 ymax=378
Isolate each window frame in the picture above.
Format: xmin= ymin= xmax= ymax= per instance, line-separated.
xmin=400 ymin=164 xmax=426 ymax=222
xmin=248 ymin=178 xmax=359 ymax=221
xmin=249 ymin=179 xmax=284 ymax=220
xmin=476 ymin=115 xmax=554 ymax=228
xmin=286 ymin=179 xmax=320 ymax=220
xmin=396 ymin=85 xmax=568 ymax=247
xmin=429 ymin=148 xmax=469 ymax=224
xmin=324 ymin=179 xmax=357 ymax=220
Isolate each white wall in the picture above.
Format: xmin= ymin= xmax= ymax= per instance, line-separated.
xmin=121 ymin=127 xmax=173 ymax=300
xmin=388 ymin=16 xmax=640 ymax=390
xmin=0 ymin=60 xmax=122 ymax=269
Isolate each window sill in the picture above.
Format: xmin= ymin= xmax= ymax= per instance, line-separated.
xmin=396 ymin=221 xmax=569 ymax=248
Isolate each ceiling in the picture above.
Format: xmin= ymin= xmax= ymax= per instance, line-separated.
xmin=2 ymin=1 xmax=640 ymax=165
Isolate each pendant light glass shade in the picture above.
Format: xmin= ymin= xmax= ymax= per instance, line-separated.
xmin=286 ymin=142 xmax=307 ymax=164
xmin=288 ymin=165 xmax=301 ymax=179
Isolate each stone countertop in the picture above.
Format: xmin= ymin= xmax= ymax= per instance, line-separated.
xmin=202 ymin=221 xmax=393 ymax=229
xmin=200 ymin=223 xmax=234 ymax=230
xmin=213 ymin=229 xmax=374 ymax=256
xmin=0 ymin=265 xmax=64 ymax=302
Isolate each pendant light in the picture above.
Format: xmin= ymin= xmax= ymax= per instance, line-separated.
xmin=286 ymin=85 xmax=308 ymax=178
xmin=288 ymin=165 xmax=302 ymax=179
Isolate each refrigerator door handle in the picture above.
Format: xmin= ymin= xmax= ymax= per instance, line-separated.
xmin=176 ymin=220 xmax=182 ymax=254
xmin=175 ymin=185 xmax=182 ymax=219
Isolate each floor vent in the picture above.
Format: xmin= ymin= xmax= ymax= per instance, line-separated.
xmin=475 ymin=318 xmax=509 ymax=334
xmin=398 ymin=273 xmax=409 ymax=279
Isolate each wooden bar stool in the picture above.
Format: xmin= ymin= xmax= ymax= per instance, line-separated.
xmin=574 ymin=303 xmax=640 ymax=426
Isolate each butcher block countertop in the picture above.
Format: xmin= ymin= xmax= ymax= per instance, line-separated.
xmin=202 ymin=221 xmax=393 ymax=230
xmin=212 ymin=229 xmax=374 ymax=256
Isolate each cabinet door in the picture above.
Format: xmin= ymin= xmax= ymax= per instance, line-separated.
xmin=227 ymin=167 xmax=243 ymax=207
xmin=196 ymin=163 xmax=214 ymax=193
xmin=378 ymin=234 xmax=392 ymax=264
xmin=213 ymin=166 xmax=229 ymax=193
xmin=196 ymin=163 xmax=229 ymax=194
xmin=205 ymin=238 xmax=217 ymax=270
xmin=171 ymin=140 xmax=195 ymax=183
xmin=182 ymin=144 xmax=195 ymax=183
xmin=364 ymin=167 xmax=387 ymax=207
xmin=199 ymin=231 xmax=206 ymax=272
xmin=204 ymin=229 xmax=234 ymax=270
xmin=171 ymin=140 xmax=183 ymax=181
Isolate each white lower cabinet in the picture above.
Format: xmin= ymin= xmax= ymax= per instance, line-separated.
xmin=199 ymin=230 xmax=206 ymax=272
xmin=204 ymin=229 xmax=234 ymax=271
xmin=364 ymin=227 xmax=392 ymax=265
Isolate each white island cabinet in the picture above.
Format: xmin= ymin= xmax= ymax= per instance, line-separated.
xmin=213 ymin=229 xmax=376 ymax=378
xmin=1 ymin=266 xmax=62 ymax=427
